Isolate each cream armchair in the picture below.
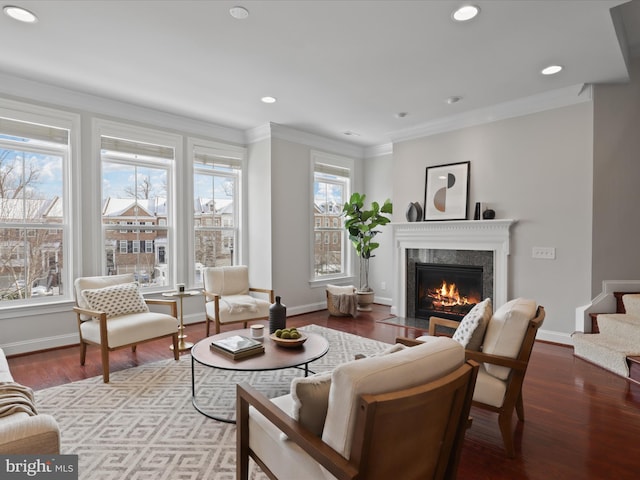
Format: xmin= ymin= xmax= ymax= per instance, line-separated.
xmin=73 ymin=273 xmax=179 ymax=383
xmin=237 ymin=337 xmax=478 ymax=480
xmin=398 ymin=298 xmax=546 ymax=458
xmin=202 ymin=266 xmax=274 ymax=335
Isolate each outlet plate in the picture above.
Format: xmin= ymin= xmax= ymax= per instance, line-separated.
xmin=532 ymin=246 xmax=556 ymax=260
xmin=380 ymin=281 xmax=386 ymax=291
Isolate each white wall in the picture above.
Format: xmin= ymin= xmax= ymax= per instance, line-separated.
xmin=363 ymin=152 xmax=394 ymax=305
xmin=592 ymin=56 xmax=640 ymax=296
xmin=390 ymin=103 xmax=594 ymax=343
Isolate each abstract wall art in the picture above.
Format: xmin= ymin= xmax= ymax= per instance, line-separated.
xmin=423 ymin=161 xmax=470 ymax=221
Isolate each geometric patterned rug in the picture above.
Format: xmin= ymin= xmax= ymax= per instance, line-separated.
xmin=35 ymin=325 xmax=391 ymax=480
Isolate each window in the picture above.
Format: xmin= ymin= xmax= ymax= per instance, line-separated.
xmin=311 ymin=151 xmax=352 ymax=281
xmin=100 ymin=129 xmax=174 ymax=287
xmin=191 ymin=139 xmax=243 ymax=285
xmin=0 ymin=114 xmax=70 ymax=303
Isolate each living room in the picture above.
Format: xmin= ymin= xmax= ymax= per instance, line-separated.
xmin=1 ymin=1 xmax=640 ymax=478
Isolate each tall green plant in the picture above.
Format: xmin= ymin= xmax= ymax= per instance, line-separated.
xmin=342 ymin=192 xmax=393 ymax=291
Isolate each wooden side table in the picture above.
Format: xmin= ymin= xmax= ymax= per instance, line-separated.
xmin=162 ymin=290 xmax=200 ymax=351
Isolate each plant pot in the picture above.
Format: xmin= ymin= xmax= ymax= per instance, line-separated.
xmin=356 ymin=291 xmax=375 ymax=312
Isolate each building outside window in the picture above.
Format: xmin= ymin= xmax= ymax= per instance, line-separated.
xmin=0 ymin=115 xmax=69 ymax=303
xmin=312 ymin=151 xmax=352 ymax=280
xmin=191 ymin=139 xmax=243 ymax=285
xmin=100 ymin=132 xmax=174 ymax=288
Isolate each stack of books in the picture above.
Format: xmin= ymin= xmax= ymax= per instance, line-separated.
xmin=210 ymin=335 xmax=264 ymax=360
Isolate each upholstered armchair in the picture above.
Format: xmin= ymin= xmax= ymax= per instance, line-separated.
xmin=202 ymin=266 xmax=274 ymax=335
xmin=237 ymin=337 xmax=478 ymax=480
xmin=398 ymin=298 xmax=546 ymax=458
xmin=73 ymin=273 xmax=179 ymax=383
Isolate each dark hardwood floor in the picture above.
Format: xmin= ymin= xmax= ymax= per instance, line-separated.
xmin=7 ymin=305 xmax=640 ymax=479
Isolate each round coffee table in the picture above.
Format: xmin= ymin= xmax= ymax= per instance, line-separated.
xmin=191 ymin=328 xmax=329 ymax=423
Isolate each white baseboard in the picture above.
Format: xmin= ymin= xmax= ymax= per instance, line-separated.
xmin=537 ymin=328 xmax=573 ymax=346
xmin=2 ymin=333 xmax=79 ymax=356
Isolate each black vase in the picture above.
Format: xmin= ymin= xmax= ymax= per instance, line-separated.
xmin=269 ymin=296 xmax=287 ymax=333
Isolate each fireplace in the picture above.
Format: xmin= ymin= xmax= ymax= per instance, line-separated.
xmin=391 ymin=220 xmax=516 ymax=318
xmin=415 ymin=263 xmax=483 ymax=320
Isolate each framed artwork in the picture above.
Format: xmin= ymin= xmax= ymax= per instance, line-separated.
xmin=423 ymin=161 xmax=470 ymax=221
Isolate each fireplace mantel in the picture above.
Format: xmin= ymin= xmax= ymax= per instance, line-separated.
xmin=390 ymin=220 xmax=516 ymax=317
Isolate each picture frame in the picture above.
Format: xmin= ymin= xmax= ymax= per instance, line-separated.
xmin=423 ymin=161 xmax=470 ymax=221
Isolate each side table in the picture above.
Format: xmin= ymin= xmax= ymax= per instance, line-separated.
xmin=162 ymin=290 xmax=200 ymax=351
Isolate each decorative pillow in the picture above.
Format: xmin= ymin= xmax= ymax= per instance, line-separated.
xmin=452 ymin=298 xmax=493 ymax=350
xmin=623 ymin=294 xmax=640 ymax=317
xmin=290 ymin=371 xmax=333 ymax=437
xmin=82 ymin=282 xmax=149 ymax=318
xmin=482 ymin=298 xmax=537 ymax=380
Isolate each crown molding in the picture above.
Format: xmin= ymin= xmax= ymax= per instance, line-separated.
xmin=245 ymin=122 xmax=366 ymax=159
xmin=364 ymin=143 xmax=393 ymax=158
xmin=0 ymin=72 xmax=245 ymax=145
xmin=389 ymin=84 xmax=592 ymax=144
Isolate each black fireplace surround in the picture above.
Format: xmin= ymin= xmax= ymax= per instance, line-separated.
xmin=415 ymin=263 xmax=483 ymax=321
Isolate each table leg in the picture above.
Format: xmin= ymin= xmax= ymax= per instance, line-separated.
xmin=171 ymin=295 xmax=193 ymax=351
xmin=191 ymin=358 xmax=236 ymax=424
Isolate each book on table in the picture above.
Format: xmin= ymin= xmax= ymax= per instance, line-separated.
xmin=210 ymin=335 xmax=264 ymax=359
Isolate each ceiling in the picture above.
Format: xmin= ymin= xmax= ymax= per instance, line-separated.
xmin=1 ymin=0 xmax=639 ymax=147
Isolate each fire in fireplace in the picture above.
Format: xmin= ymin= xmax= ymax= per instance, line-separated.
xmin=415 ymin=263 xmax=483 ymax=320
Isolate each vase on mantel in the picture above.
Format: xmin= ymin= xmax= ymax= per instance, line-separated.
xmin=269 ymin=296 xmax=287 ymax=333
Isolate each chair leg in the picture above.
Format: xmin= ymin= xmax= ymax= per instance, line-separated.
xmin=80 ymin=342 xmax=87 ymax=366
xmin=172 ymin=334 xmax=179 ymax=360
xmin=498 ymin=412 xmax=515 ymax=458
xmin=206 ymin=317 xmax=210 ymax=337
xmin=132 ymin=345 xmax=137 ymax=353
xmin=101 ymin=344 xmax=110 ymax=383
xmin=215 ymin=321 xmax=221 ymax=334
xmin=515 ymin=391 xmax=525 ymax=422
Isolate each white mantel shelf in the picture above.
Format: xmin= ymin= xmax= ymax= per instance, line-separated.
xmin=390 ymin=219 xmax=517 ymax=317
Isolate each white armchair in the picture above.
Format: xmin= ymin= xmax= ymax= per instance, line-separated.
xmin=237 ymin=337 xmax=478 ymax=480
xmin=73 ymin=273 xmax=179 ymax=383
xmin=398 ymin=298 xmax=546 ymax=458
xmin=202 ymin=266 xmax=274 ymax=335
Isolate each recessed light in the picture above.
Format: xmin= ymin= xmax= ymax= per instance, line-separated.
xmin=261 ymin=96 xmax=277 ymax=104
xmin=395 ymin=112 xmax=408 ymax=119
xmin=452 ymin=5 xmax=479 ymax=22
xmin=541 ymin=65 xmax=563 ymax=75
xmin=3 ymin=5 xmax=38 ymax=23
xmin=343 ymin=131 xmax=361 ymax=137
xmin=229 ymin=6 xmax=249 ymax=20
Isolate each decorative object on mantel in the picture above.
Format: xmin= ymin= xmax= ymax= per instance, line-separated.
xmin=483 ymin=208 xmax=496 ymax=219
xmin=423 ymin=161 xmax=470 ymax=221
xmin=405 ymin=201 xmax=423 ymax=222
xmin=343 ymin=192 xmax=393 ymax=311
xmin=473 ymin=202 xmax=483 ymax=220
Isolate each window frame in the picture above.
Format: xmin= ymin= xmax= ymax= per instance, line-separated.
xmin=187 ymin=137 xmax=246 ymax=288
xmin=93 ymin=119 xmax=182 ymax=291
xmin=0 ymin=98 xmax=80 ymax=311
xmin=309 ymin=150 xmax=354 ymax=286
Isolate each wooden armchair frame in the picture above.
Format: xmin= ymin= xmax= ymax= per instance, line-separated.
xmin=74 ymin=298 xmax=179 ymax=383
xmin=237 ymin=360 xmax=479 ymax=480
xmin=398 ymin=306 xmax=545 ymax=458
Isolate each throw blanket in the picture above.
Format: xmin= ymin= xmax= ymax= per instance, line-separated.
xmin=332 ymin=293 xmax=357 ymax=317
xmin=0 ymin=381 xmax=38 ymax=418
xmin=221 ymin=297 xmax=258 ymax=314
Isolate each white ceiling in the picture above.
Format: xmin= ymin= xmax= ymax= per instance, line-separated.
xmin=1 ymin=0 xmax=639 ymax=147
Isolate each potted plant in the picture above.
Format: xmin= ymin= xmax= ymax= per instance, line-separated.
xmin=342 ymin=192 xmax=393 ymax=311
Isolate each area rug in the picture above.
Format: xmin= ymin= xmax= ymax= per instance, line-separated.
xmin=35 ymin=325 xmax=391 ymax=480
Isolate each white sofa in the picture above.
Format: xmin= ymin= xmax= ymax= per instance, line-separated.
xmin=0 ymin=348 xmax=60 ymax=454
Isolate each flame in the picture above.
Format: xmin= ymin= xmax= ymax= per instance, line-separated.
xmin=428 ymin=280 xmax=472 ymax=308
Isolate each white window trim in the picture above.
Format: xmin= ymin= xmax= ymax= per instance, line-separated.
xmin=187 ymin=137 xmax=246 ymax=288
xmin=309 ymin=150 xmax=355 ymax=287
xmin=92 ymin=118 xmax=182 ymax=290
xmin=0 ymin=98 xmax=80 ymax=313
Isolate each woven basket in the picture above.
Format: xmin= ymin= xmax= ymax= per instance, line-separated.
xmin=326 ymin=285 xmax=356 ymax=316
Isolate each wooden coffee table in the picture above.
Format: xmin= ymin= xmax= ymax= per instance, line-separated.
xmin=191 ymin=328 xmax=329 ymax=423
